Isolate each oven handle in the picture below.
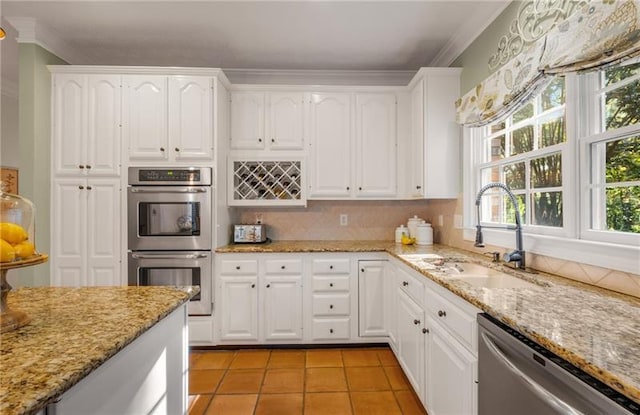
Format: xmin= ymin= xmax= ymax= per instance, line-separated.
xmin=129 ymin=188 xmax=208 ymax=193
xmin=131 ymin=253 xmax=209 ymax=260
xmin=480 ymin=331 xmax=585 ymax=415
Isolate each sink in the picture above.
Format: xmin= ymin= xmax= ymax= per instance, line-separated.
xmin=440 ymin=263 xmax=542 ymax=290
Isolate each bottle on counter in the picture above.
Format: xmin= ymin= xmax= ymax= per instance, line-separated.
xmin=415 ymin=223 xmax=433 ymax=246
xmin=395 ymin=225 xmax=409 ymax=243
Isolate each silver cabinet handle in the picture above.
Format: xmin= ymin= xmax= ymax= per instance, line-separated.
xmin=480 ymin=332 xmax=585 ymax=415
xmin=129 ymin=188 xmax=207 ymax=193
xmin=131 ymin=253 xmax=208 ymax=260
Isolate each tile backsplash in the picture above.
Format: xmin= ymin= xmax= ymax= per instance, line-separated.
xmin=236 ymin=200 xmax=430 ymax=241
xmin=236 ymin=198 xmax=639 ymax=299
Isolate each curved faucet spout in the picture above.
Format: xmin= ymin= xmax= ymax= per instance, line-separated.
xmin=474 ymin=182 xmax=525 ymax=269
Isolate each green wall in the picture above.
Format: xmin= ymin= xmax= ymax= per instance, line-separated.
xmin=453 ymin=1 xmax=521 ymax=93
xmin=15 ymin=44 xmax=66 ymax=286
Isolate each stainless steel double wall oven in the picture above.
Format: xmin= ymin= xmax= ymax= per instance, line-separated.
xmin=127 ymin=167 xmax=213 ymax=315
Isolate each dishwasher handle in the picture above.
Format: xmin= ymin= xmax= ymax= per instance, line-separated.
xmin=131 ymin=253 xmax=209 ymax=260
xmin=480 ymin=331 xmax=586 ymax=415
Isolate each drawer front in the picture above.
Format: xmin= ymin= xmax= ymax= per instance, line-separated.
xmin=311 ymin=318 xmax=350 ymax=340
xmin=312 ymin=294 xmax=350 ymax=316
xmin=264 ymin=259 xmax=303 ymax=274
xmin=396 ymin=267 xmax=425 ymax=306
xmin=311 ymin=275 xmax=350 ymax=292
xmin=219 ymin=260 xmax=258 ymax=275
xmin=312 ymin=259 xmax=350 ymax=275
xmin=425 ymin=286 xmax=476 ymax=349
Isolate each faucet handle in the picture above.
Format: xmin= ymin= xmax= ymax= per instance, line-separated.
xmin=483 ymin=251 xmax=500 ymax=262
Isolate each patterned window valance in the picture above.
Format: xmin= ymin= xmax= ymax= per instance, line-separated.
xmin=456 ymin=0 xmax=640 ymax=127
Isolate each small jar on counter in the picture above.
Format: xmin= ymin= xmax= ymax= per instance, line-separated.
xmin=415 ymin=223 xmax=433 ymax=245
xmin=395 ymin=225 xmax=409 ymax=243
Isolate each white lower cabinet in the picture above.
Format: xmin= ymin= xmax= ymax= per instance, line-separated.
xmin=216 ymin=256 xmax=303 ymax=344
xmin=358 ymin=260 xmax=387 ymax=337
xmin=425 ymin=317 xmax=477 ymax=415
xmin=396 ymin=289 xmax=426 ymax=402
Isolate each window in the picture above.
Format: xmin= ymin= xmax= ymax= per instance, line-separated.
xmin=476 ymin=78 xmax=566 ymax=235
xmin=465 ymin=58 xmax=640 ymax=273
xmin=583 ymin=59 xmax=640 ymax=244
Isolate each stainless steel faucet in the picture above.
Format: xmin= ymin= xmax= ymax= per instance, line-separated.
xmin=474 ymin=182 xmax=525 ymax=270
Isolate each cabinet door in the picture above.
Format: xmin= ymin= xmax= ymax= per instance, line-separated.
xmin=52 ymin=74 xmax=87 ymax=176
xmin=230 ymin=91 xmax=265 ymax=150
xmin=397 ymin=289 xmax=425 ymax=401
xmin=308 ymin=93 xmax=352 ymax=197
xmin=169 ymin=76 xmax=213 ymax=160
xmin=263 ymin=275 xmax=303 ymax=341
xmin=87 ymin=75 xmax=121 ymax=176
xmin=51 ymin=179 xmax=87 ymax=287
xmin=86 ymin=178 xmax=122 ymax=286
xmin=219 ymin=276 xmax=259 ymax=341
xmin=124 ymin=75 xmax=168 ymax=160
xmin=355 ymin=93 xmax=397 ymax=197
xmin=426 ymin=320 xmax=477 ymax=415
xmin=409 ymin=80 xmax=425 ymax=198
xmin=267 ymin=92 xmax=305 ymax=150
xmin=358 ymin=260 xmax=387 ymax=337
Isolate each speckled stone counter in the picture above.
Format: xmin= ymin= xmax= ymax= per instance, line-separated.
xmin=0 ymin=286 xmax=198 ymax=415
xmin=217 ymin=240 xmax=640 ymax=405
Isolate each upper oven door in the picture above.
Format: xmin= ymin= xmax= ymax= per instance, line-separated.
xmin=128 ymin=186 xmax=212 ymax=251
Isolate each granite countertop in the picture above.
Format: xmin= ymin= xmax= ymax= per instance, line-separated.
xmin=217 ymin=240 xmax=640 ymax=406
xmin=0 ymin=286 xmax=198 ymax=415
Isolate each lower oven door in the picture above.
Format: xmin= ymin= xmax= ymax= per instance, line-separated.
xmin=128 ymin=251 xmax=212 ymax=316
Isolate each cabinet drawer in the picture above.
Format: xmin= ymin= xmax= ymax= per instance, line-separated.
xmin=425 ymin=286 xmax=476 ymax=350
xmin=311 ymin=276 xmax=350 ymax=292
xmin=312 ymin=259 xmax=350 ymax=274
xmin=311 ymin=318 xmax=350 ymax=340
xmin=312 ymin=294 xmax=350 ymax=316
xmin=219 ymin=260 xmax=258 ymax=275
xmin=264 ymin=259 xmax=303 ymax=274
xmin=396 ymin=267 xmax=424 ymax=306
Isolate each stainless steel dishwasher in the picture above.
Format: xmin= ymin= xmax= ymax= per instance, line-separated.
xmin=478 ymin=313 xmax=639 ymax=415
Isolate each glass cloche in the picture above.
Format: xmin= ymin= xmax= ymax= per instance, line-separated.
xmin=0 ymin=190 xmax=36 ymax=263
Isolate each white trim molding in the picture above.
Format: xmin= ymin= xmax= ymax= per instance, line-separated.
xmin=223 ymin=69 xmax=416 ymax=86
xmin=5 ymin=17 xmax=89 ymax=64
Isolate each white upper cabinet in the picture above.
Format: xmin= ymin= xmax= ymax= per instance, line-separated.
xmin=308 ymin=92 xmax=352 ymax=197
xmin=230 ymin=91 xmax=305 ymax=151
xmin=355 ymin=93 xmax=397 ymax=197
xmin=230 ymin=91 xmax=266 ymax=150
xmin=267 ymin=92 xmax=305 ymax=150
xmin=308 ymin=92 xmax=397 ymax=199
xmin=125 ymin=75 xmax=213 ymax=162
xmin=407 ymin=68 xmax=461 ymax=199
xmin=169 ymin=76 xmax=213 ymax=160
xmin=52 ymin=74 xmax=121 ymax=177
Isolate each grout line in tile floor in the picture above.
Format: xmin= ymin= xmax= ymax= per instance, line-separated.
xmin=187 ymin=347 xmax=427 ymax=415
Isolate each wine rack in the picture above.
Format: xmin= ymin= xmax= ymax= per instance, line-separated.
xmin=230 ymin=160 xmax=305 ymax=206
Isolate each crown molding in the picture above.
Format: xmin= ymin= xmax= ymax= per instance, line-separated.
xmin=5 ymin=17 xmax=91 ymax=64
xmin=223 ymin=68 xmax=416 ymax=86
xmin=429 ymin=1 xmax=511 ymax=67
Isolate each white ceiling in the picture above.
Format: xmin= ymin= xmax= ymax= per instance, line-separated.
xmin=3 ymin=1 xmax=509 ymax=73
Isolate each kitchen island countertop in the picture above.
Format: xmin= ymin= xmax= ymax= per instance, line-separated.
xmin=217 ymin=240 xmax=640 ymax=406
xmin=0 ymin=285 xmax=198 ymax=415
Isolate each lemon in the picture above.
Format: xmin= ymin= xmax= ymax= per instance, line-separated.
xmin=0 ymin=239 xmax=16 ymax=262
xmin=0 ymin=222 xmax=28 ymax=244
xmin=13 ymin=241 xmax=35 ymax=259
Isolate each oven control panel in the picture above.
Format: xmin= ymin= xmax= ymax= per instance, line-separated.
xmin=128 ymin=167 xmax=212 ymax=186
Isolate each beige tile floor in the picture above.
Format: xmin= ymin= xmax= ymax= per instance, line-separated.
xmin=188 ymin=347 xmax=428 ymax=415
